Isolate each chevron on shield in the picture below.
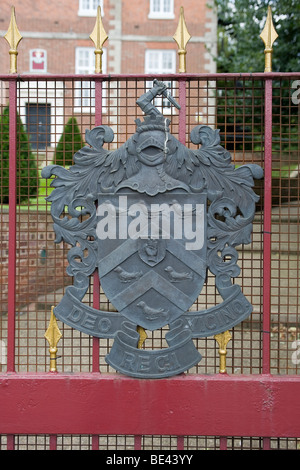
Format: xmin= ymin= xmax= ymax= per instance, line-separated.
xmin=97 ymin=191 xmax=207 ymax=331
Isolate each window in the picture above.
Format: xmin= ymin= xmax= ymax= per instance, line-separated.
xmin=30 ymin=49 xmax=47 ymax=73
xmin=149 ymin=0 xmax=174 ymax=19
xmin=78 ymin=0 xmax=104 ymax=16
xmin=146 ymin=50 xmax=176 ymax=75
xmin=75 ymin=47 xmax=107 ymax=111
xmin=26 ymin=103 xmax=51 ymax=150
xmin=145 ymin=50 xmax=176 ymax=113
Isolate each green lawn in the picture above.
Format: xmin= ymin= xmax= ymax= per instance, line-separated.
xmin=1 ymin=169 xmax=55 ymax=212
xmin=27 ymin=168 xmax=56 ymax=211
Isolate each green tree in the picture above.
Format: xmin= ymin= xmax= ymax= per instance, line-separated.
xmin=54 ymin=117 xmax=84 ymax=166
xmin=211 ymin=0 xmax=299 ymax=155
xmin=0 ymin=106 xmax=38 ymax=204
xmin=213 ymin=0 xmax=300 ymax=73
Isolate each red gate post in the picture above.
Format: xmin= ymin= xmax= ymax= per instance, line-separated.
xmin=219 ymin=436 xmax=228 ymax=450
xmin=134 ymin=435 xmax=142 ymax=450
xmin=7 ymin=78 xmax=17 ymax=374
xmin=178 ymin=78 xmax=187 ymax=146
xmin=90 ymin=7 xmax=108 ymax=378
xmin=49 ymin=434 xmax=57 ymax=450
xmin=5 ymin=7 xmax=22 ymax=375
xmin=91 ymin=77 xmax=104 ymax=450
xmin=260 ymin=3 xmax=278 ymax=377
xmin=262 ymin=78 xmax=273 ymax=376
xmin=3 ymin=6 xmax=23 ymax=452
xmin=260 ymin=5 xmax=278 ymax=378
xmin=260 ymin=6 xmax=279 ymax=450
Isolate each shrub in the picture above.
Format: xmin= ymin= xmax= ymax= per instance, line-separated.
xmin=0 ymin=106 xmax=38 ymax=204
xmin=54 ymin=117 xmax=84 ymax=166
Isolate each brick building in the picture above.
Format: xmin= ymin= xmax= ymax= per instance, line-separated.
xmin=0 ymin=1 xmax=217 ymax=312
xmin=0 ymin=0 xmax=217 ymax=151
xmin=0 ymin=0 xmax=217 ymax=76
xmin=0 ymin=0 xmax=216 ymax=152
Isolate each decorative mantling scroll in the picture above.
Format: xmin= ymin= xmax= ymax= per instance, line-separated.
xmin=42 ymin=80 xmax=263 ymax=378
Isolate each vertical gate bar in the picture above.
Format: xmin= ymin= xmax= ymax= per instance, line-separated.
xmin=263 ymin=437 xmax=271 ymax=450
xmin=95 ymin=78 xmax=103 ymax=126
xmin=92 ymin=434 xmax=99 ymax=450
xmin=134 ymin=435 xmax=142 ymax=450
xmin=132 ymin=72 xmax=142 ymax=459
xmin=178 ymin=79 xmax=187 ymax=145
xmin=7 ymin=78 xmax=17 ymax=373
xmin=92 ymin=270 xmax=100 ymax=372
xmin=49 ymin=434 xmax=57 ymax=450
xmin=91 ymin=78 xmax=103 ymax=373
xmin=219 ymin=436 xmax=228 ymax=450
xmin=7 ymin=434 xmax=15 ymax=450
xmin=262 ymin=78 xmax=273 ymax=374
xmin=177 ymin=436 xmax=184 ymax=450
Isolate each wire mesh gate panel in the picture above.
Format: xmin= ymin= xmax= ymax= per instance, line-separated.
xmin=0 ymin=73 xmax=300 ymax=450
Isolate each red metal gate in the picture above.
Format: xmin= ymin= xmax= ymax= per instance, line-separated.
xmin=1 ymin=9 xmax=300 ymax=452
xmin=1 ymin=71 xmax=300 ymax=451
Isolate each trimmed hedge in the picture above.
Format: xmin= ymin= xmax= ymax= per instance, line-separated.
xmin=54 ymin=117 xmax=84 ymax=166
xmin=0 ymin=106 xmax=38 ymax=204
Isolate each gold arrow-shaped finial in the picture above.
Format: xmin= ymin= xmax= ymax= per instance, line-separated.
xmin=44 ymin=306 xmax=62 ymax=372
xmin=89 ymin=6 xmax=108 ymax=73
xmin=260 ymin=5 xmax=278 ymax=72
xmin=214 ymin=330 xmax=232 ymax=374
xmin=173 ymin=6 xmax=191 ymax=73
xmin=4 ymin=6 xmax=23 ymax=74
xmin=137 ymin=325 xmax=148 ymax=349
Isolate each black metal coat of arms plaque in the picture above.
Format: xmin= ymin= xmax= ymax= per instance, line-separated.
xmin=42 ymin=80 xmax=263 ymax=378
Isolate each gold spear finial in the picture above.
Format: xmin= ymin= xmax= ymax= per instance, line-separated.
xmin=44 ymin=306 xmax=62 ymax=372
xmin=137 ymin=325 xmax=148 ymax=349
xmin=214 ymin=330 xmax=232 ymax=374
xmin=260 ymin=5 xmax=278 ymax=72
xmin=4 ymin=6 xmax=23 ymax=74
xmin=173 ymin=6 xmax=191 ymax=73
xmin=89 ymin=6 xmax=108 ymax=73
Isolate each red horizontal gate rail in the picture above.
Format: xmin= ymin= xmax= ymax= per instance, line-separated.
xmin=1 ymin=72 xmax=300 ymax=446
xmin=0 ymin=373 xmax=300 ymax=438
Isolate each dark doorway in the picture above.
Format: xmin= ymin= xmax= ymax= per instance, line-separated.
xmin=26 ymin=103 xmax=51 ymax=150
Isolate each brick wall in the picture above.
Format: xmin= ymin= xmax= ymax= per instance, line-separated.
xmin=0 ymin=209 xmax=71 ymax=313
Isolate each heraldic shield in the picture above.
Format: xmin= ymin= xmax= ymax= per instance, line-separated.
xmin=42 ymin=80 xmax=263 ymax=378
xmin=97 ymin=191 xmax=207 ymax=331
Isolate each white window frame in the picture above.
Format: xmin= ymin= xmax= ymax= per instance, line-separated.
xmin=148 ymin=0 xmax=174 ymax=19
xmin=18 ymin=80 xmax=65 ymax=149
xmin=78 ymin=0 xmax=104 ymax=16
xmin=29 ymin=49 xmax=47 ymax=73
xmin=75 ymin=47 xmax=107 ymax=113
xmin=145 ymin=49 xmax=177 ymax=114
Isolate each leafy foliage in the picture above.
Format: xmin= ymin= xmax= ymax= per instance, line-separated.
xmin=211 ymin=1 xmax=299 ymax=155
xmin=213 ymin=0 xmax=300 ymax=73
